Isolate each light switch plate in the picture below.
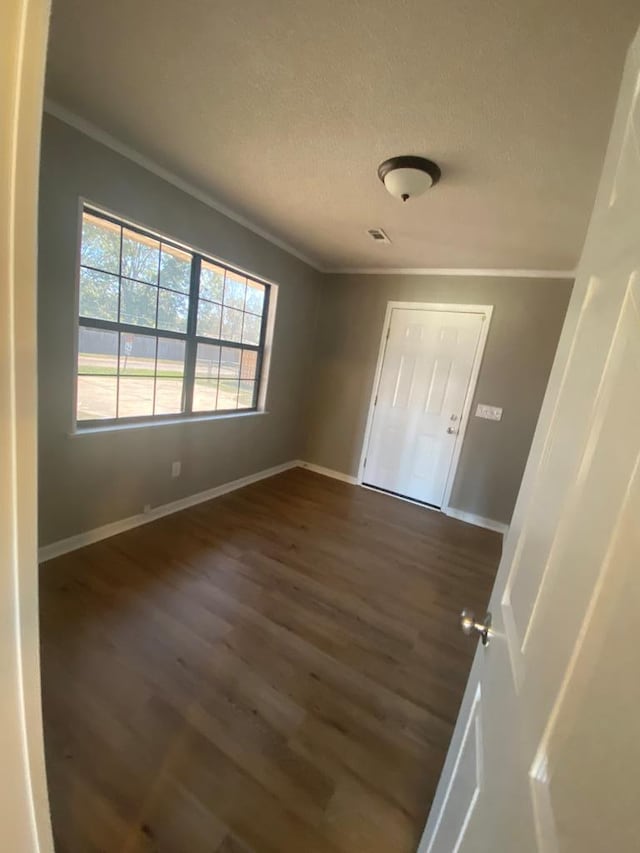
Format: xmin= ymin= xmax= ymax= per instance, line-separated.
xmin=475 ymin=403 xmax=503 ymax=421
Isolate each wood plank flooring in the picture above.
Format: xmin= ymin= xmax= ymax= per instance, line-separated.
xmin=40 ymin=468 xmax=502 ymax=853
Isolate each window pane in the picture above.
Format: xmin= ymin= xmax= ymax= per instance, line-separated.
xmin=217 ymin=346 xmax=242 ymax=409
xmin=78 ymin=327 xmax=118 ymax=375
xmin=77 ymin=377 xmax=117 ymax=421
xmin=240 ymin=349 xmax=258 ymax=381
xmin=160 ymin=244 xmax=191 ymax=293
xmin=79 ymin=268 xmax=119 ymax=321
xmin=238 ymin=380 xmax=255 ymax=409
xmin=81 ymin=212 xmax=121 ymax=274
xmin=242 ymin=313 xmax=261 ymax=346
xmin=200 ymin=260 xmax=224 ymax=302
xmin=217 ymin=379 xmax=239 ymax=410
xmin=154 ymin=379 xmax=183 ymax=415
xmin=155 ymin=338 xmax=185 ymax=415
xmin=221 ymin=306 xmax=244 ymax=342
xmin=193 ymin=380 xmax=219 ymax=412
xmin=245 ymin=280 xmax=265 ymax=315
xmin=194 ymin=343 xmax=221 ymax=412
xmin=220 ymin=346 xmax=241 ymax=379
xmin=120 ymin=279 xmax=157 ymax=327
xmin=120 ymin=333 xmax=156 ymax=375
xmin=158 ymin=288 xmax=189 ymax=333
xmin=77 ymin=327 xmax=118 ymax=421
xmin=195 ymin=343 xmax=221 ymax=378
xmin=122 ymin=228 xmax=160 ymax=283
xmin=118 ymin=377 xmax=154 ymax=418
xmin=157 ymin=338 xmax=186 ymax=375
xmin=197 ymin=300 xmax=222 ymax=338
xmin=224 ymin=270 xmax=246 ymax=309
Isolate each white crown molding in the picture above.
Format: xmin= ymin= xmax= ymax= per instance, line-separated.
xmin=43 ymin=98 xmax=323 ymax=271
xmin=324 ymin=267 xmax=576 ymax=278
xmin=43 ymin=100 xmax=576 ymax=281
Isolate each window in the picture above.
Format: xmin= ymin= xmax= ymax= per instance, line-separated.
xmin=76 ymin=207 xmax=271 ymax=426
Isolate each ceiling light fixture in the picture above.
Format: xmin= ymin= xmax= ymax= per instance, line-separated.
xmin=378 ymin=155 xmax=441 ymax=202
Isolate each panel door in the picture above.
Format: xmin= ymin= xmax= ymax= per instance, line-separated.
xmin=419 ymin=26 xmax=640 ymax=853
xmin=364 ymin=308 xmax=484 ymax=507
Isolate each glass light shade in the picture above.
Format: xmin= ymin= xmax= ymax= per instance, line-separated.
xmin=383 ymin=167 xmax=434 ymax=200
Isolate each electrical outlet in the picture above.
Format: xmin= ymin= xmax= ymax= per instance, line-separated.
xmin=475 ymin=404 xmax=503 ymax=421
xmin=171 ymin=461 xmax=181 ymax=478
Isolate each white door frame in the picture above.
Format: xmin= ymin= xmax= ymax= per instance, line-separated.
xmin=1 ymin=0 xmax=54 ymax=851
xmin=357 ymin=301 xmax=493 ymax=513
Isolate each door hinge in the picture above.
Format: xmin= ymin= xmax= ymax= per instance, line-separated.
xmin=363 ymin=456 xmax=368 ymax=469
xmin=374 ymin=393 xmax=378 ymax=406
xmin=386 ymin=327 xmax=391 ymax=341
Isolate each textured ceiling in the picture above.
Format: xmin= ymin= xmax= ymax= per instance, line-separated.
xmin=45 ymin=0 xmax=640 ymax=271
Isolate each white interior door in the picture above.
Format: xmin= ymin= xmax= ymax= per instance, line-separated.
xmin=419 ymin=27 xmax=640 ymax=853
xmin=363 ymin=307 xmax=485 ymax=507
xmin=1 ymin=1 xmax=55 ymax=851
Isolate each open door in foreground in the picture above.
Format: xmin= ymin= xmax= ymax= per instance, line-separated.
xmin=1 ymin=0 xmax=54 ymax=851
xmin=420 ymin=25 xmax=640 ymax=853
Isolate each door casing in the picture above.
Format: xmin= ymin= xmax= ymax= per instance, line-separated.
xmin=357 ymin=301 xmax=493 ymax=514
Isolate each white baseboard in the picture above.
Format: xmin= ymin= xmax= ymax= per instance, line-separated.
xmin=295 ymin=460 xmax=358 ymax=485
xmin=39 ymin=460 xmax=506 ymax=563
xmin=299 ymin=462 xmax=508 ymax=535
xmin=39 ymin=460 xmax=298 ymax=563
xmin=444 ymin=506 xmax=508 ymax=534
xmin=297 ymin=463 xmax=507 ymax=534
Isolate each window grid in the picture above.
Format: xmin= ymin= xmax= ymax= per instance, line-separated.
xmin=76 ymin=207 xmax=270 ymax=426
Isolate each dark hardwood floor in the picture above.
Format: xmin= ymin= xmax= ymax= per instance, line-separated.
xmin=40 ymin=468 xmax=501 ymax=853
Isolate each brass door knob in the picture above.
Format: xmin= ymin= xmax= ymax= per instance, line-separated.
xmin=460 ymin=609 xmax=492 ymax=646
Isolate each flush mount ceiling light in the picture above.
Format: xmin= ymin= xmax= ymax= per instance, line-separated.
xmin=378 ymin=155 xmax=441 ymax=202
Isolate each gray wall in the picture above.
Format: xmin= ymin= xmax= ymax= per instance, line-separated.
xmin=303 ymin=274 xmax=572 ymax=524
xmin=38 ymin=115 xmax=322 ymax=546
xmin=38 ymin=115 xmax=572 ymax=543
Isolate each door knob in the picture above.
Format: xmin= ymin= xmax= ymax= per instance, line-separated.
xmin=460 ymin=609 xmax=492 ymax=646
xmin=447 ymin=426 xmax=458 ymax=434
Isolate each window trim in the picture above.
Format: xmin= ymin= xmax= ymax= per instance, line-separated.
xmin=73 ymin=201 xmax=275 ymax=431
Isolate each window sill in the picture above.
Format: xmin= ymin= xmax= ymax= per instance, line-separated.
xmin=68 ymin=409 xmax=270 ymax=437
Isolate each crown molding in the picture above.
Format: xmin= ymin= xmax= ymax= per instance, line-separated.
xmin=43 ymin=98 xmax=323 ymax=271
xmin=324 ymin=267 xmax=575 ymax=278
xmin=42 ymin=101 xmax=576 ymax=282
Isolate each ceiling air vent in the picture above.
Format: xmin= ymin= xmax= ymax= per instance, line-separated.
xmin=367 ymin=228 xmax=391 ymax=245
